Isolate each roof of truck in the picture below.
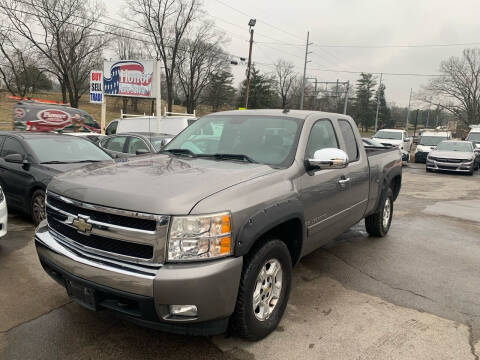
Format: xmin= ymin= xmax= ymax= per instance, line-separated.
xmin=208 ymin=109 xmax=353 ymax=120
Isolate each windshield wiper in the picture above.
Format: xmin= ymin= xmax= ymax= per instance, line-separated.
xmin=199 ymin=153 xmax=258 ymax=163
xmin=162 ymin=148 xmax=196 ymax=157
xmin=41 ymin=160 xmax=102 ymax=164
xmin=40 ymin=161 xmax=70 ymax=164
xmin=69 ymin=160 xmax=103 ymax=163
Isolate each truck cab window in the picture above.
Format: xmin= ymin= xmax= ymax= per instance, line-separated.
xmin=1 ymin=138 xmax=26 ymax=158
xmin=305 ymin=119 xmax=338 ymax=158
xmin=338 ymin=119 xmax=359 ymax=161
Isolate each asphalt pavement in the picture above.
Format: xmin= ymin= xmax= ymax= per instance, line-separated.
xmin=1 ymin=163 xmax=480 ymax=359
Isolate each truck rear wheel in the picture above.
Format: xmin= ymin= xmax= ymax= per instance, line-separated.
xmin=365 ymin=188 xmax=393 ymax=237
xmin=231 ymin=239 xmax=292 ymax=341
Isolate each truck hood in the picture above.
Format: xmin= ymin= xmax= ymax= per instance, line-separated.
xmin=416 ymin=145 xmax=436 ymax=153
xmin=429 ymin=150 xmax=474 ymax=160
xmin=48 ymin=154 xmax=277 ymax=215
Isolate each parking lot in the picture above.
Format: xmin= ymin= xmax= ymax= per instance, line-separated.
xmin=0 ymin=163 xmax=479 ymax=360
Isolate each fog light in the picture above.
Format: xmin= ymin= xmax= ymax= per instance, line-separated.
xmin=169 ymin=305 xmax=198 ymax=317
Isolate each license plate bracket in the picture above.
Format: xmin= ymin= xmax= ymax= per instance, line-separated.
xmin=65 ymin=279 xmax=97 ymax=311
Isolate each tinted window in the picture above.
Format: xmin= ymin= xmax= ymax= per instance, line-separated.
xmin=103 ymin=136 xmax=127 ymax=153
xmin=127 ymin=137 xmax=149 ymax=154
xmin=25 ymin=137 xmax=112 ymax=163
xmin=339 ymin=120 xmax=359 ymax=161
xmin=305 ymin=119 xmax=338 ymax=158
xmin=1 ymin=137 xmax=26 ymax=157
xmin=105 ymin=121 xmax=118 ymax=135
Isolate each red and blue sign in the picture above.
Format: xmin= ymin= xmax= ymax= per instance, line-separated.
xmin=103 ymin=60 xmax=154 ymax=98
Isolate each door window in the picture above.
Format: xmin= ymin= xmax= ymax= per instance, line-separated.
xmin=1 ymin=137 xmax=26 ymax=157
xmin=127 ymin=137 xmax=149 ymax=154
xmin=102 ymin=136 xmax=127 ymax=153
xmin=338 ymin=120 xmax=359 ymax=161
xmin=305 ymin=119 xmax=339 ymax=158
xmin=105 ymin=121 xmax=118 ymax=135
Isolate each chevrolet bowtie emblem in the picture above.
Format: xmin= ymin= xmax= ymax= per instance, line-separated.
xmin=72 ymin=215 xmax=93 ymax=235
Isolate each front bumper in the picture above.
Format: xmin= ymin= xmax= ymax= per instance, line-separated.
xmin=415 ymin=151 xmax=429 ymax=163
xmin=35 ymin=221 xmax=243 ymax=335
xmin=426 ymin=159 xmax=474 ymax=172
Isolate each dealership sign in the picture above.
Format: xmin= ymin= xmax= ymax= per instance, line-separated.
xmin=103 ymin=60 xmax=155 ymax=98
xmin=90 ymin=71 xmax=104 ymax=104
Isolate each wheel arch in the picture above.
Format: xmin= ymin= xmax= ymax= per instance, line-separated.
xmin=235 ymin=199 xmax=305 ymax=266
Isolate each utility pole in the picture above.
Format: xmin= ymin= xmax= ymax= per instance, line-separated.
xmin=343 ymin=81 xmax=350 ymax=114
xmin=374 ymin=73 xmax=383 ymax=133
xmin=300 ymin=31 xmax=312 ymax=110
xmin=405 ymin=88 xmax=413 ymax=131
xmin=335 ymin=79 xmax=339 ymax=112
xmin=244 ymin=19 xmax=256 ymax=109
xmin=425 ymin=104 xmax=431 ymax=128
xmin=413 ymin=109 xmax=419 ymax=136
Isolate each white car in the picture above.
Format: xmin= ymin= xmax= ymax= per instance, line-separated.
xmin=466 ymin=126 xmax=480 ymax=150
xmin=414 ymin=131 xmax=452 ymax=163
xmin=0 ymin=186 xmax=7 ymax=239
xmin=372 ymin=129 xmax=412 ymax=151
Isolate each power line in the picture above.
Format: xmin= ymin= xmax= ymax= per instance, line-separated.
xmin=310 ymin=67 xmax=444 ymax=77
xmin=210 ymin=0 xmax=304 ymax=42
xmin=310 ymin=41 xmax=480 ymax=49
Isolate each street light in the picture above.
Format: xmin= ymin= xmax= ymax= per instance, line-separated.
xmin=244 ymin=19 xmax=256 ymax=109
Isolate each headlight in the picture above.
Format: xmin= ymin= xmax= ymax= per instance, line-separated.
xmin=167 ymin=212 xmax=232 ymax=262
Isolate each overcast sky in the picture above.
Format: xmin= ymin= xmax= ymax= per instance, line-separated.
xmin=105 ymin=0 xmax=480 ymax=107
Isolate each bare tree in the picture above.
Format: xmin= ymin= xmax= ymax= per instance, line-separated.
xmin=0 ymin=25 xmax=52 ymax=96
xmin=424 ymin=48 xmax=480 ymax=126
xmin=126 ymin=0 xmax=200 ymax=113
xmin=274 ymin=59 xmax=296 ymax=108
xmin=176 ymin=21 xmax=228 ymax=113
xmin=0 ymin=0 xmax=107 ymax=107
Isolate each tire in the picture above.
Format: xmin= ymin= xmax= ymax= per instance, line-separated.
xmin=365 ymin=187 xmax=393 ymax=237
xmin=231 ymin=240 xmax=292 ymax=341
xmin=31 ymin=189 xmax=46 ymax=226
xmin=426 ymin=167 xmax=432 ymax=173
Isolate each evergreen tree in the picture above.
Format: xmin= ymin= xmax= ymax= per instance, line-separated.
xmin=238 ymin=66 xmax=279 ymax=109
xmin=354 ymin=73 xmax=377 ymax=132
xmin=375 ymin=83 xmax=393 ymax=128
xmin=203 ymin=70 xmax=236 ymax=112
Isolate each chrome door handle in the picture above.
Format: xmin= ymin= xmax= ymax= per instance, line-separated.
xmin=338 ymin=177 xmax=351 ymax=188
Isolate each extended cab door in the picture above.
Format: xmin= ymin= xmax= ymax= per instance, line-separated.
xmin=296 ymin=118 xmax=351 ymax=254
xmin=335 ymin=118 xmax=370 ymax=226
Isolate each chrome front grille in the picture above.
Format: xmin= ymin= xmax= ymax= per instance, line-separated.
xmin=45 ymin=192 xmax=169 ymax=266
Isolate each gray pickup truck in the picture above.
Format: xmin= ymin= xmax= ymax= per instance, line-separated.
xmin=35 ymin=110 xmax=402 ymax=340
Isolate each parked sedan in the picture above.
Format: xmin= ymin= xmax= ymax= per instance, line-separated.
xmin=426 ymin=140 xmax=480 ymax=175
xmin=98 ymin=132 xmax=174 ymax=158
xmin=0 ymin=132 xmax=113 ymax=225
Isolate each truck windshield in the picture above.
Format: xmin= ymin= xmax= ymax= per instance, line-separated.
xmin=436 ymin=141 xmax=473 ymax=152
xmin=374 ymin=131 xmax=402 ymax=140
xmin=466 ymin=133 xmax=480 ymax=142
xmin=163 ymin=115 xmax=302 ymax=167
xmin=26 ymin=137 xmax=113 ymax=163
xmin=420 ymin=136 xmax=448 ymax=146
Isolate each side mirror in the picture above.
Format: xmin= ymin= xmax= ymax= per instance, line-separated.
xmin=307 ymin=148 xmax=349 ymax=170
xmin=4 ymin=153 xmax=25 ymax=164
xmin=404 ymin=137 xmax=410 ymax=142
xmin=136 ymin=149 xmax=150 ymax=155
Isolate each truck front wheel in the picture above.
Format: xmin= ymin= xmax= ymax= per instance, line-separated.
xmin=231 ymin=240 xmax=292 ymax=341
xmin=365 ymin=188 xmax=393 ymax=237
